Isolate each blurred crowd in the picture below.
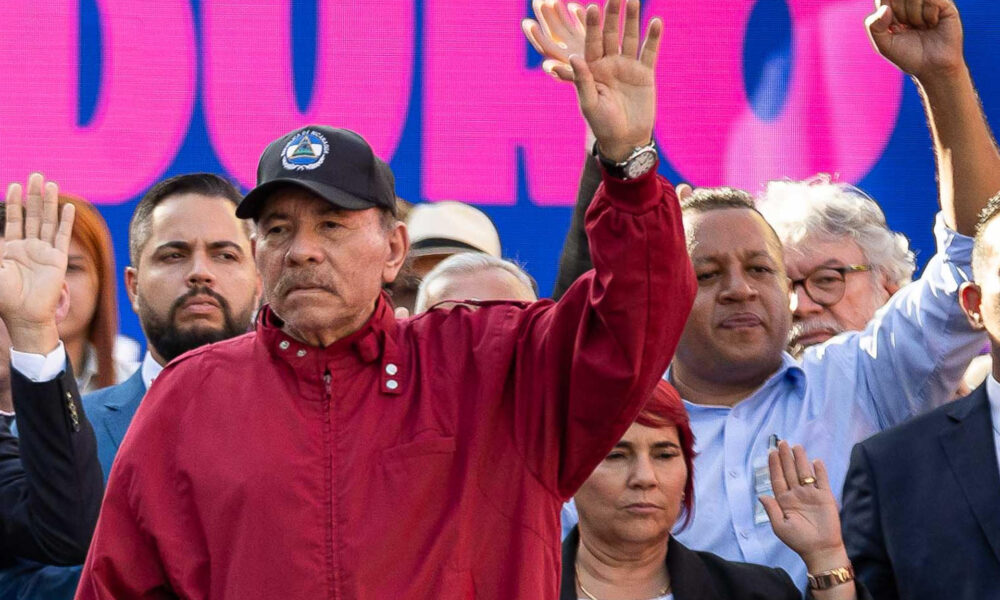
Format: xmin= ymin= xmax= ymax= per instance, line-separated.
xmin=0 ymin=0 xmax=995 ymax=599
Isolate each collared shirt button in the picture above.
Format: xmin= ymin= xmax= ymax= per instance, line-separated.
xmin=296 ymin=349 xmax=307 ymax=358
xmin=279 ymin=341 xmax=290 ymax=350
xmin=728 ymin=470 xmax=738 ymax=478
xmin=386 ymin=379 xmax=399 ymax=390
xmin=385 ymin=363 xmax=398 ymax=376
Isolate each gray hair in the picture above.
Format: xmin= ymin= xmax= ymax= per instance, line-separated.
xmin=414 ymin=253 xmax=538 ymax=313
xmin=756 ymin=174 xmax=916 ymax=288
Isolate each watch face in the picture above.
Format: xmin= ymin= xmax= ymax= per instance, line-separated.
xmin=626 ymin=149 xmax=657 ymax=178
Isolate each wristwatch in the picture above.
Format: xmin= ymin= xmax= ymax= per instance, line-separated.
xmin=592 ymin=140 xmax=658 ymax=180
xmin=807 ymin=565 xmax=855 ymax=591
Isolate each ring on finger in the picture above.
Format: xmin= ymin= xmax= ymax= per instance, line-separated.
xmin=799 ymin=476 xmax=817 ymax=486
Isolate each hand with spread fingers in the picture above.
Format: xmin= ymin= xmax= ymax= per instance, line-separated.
xmin=559 ymin=0 xmax=661 ymax=162
xmin=523 ymin=0 xmax=587 ymax=81
xmin=866 ymin=0 xmax=963 ymax=79
xmin=0 ymin=174 xmax=75 ymax=355
xmin=762 ymin=442 xmax=856 ymax=598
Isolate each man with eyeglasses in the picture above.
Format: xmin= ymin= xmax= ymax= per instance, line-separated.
xmin=546 ymin=0 xmax=997 ymax=589
xmin=758 ymin=178 xmax=917 ymax=356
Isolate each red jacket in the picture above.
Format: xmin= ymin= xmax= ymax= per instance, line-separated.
xmin=76 ymin=170 xmax=695 ymax=599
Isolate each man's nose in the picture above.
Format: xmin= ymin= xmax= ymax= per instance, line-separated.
xmin=790 ymin=284 xmax=823 ymax=318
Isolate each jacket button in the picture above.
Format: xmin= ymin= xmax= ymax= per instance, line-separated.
xmin=296 ymin=349 xmax=307 ymax=357
xmin=279 ymin=341 xmax=290 ymax=350
xmin=385 ymin=363 xmax=398 ymax=376
xmin=386 ymin=379 xmax=399 ymax=390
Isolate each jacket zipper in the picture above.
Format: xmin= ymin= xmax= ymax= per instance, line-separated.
xmin=323 ymin=369 xmax=339 ymax=599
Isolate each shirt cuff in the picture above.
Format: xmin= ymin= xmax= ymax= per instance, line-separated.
xmin=11 ymin=341 xmax=68 ymax=383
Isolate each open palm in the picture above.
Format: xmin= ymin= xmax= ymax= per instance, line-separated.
xmin=0 ymin=174 xmax=74 ymax=331
xmin=760 ymin=442 xmax=844 ymax=562
xmin=565 ymin=0 xmax=661 ymax=161
xmin=867 ymin=0 xmax=963 ymax=78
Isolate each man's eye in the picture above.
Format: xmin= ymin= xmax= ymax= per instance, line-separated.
xmin=749 ymin=266 xmax=774 ymax=274
xmin=266 ymin=226 xmax=285 ymax=236
xmin=605 ymin=452 xmax=626 ymax=461
xmin=696 ymin=271 xmax=719 ymax=282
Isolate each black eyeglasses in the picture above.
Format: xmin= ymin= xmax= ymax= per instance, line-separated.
xmin=788 ymin=264 xmax=873 ymax=307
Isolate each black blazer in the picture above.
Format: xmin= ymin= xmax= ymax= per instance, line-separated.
xmin=561 ymin=527 xmax=870 ymax=599
xmin=0 ymin=365 xmax=103 ymax=566
xmin=841 ymin=384 xmax=1000 ymax=599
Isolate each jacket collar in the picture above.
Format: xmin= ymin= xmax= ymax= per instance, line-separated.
xmin=255 ymin=292 xmax=404 ymax=394
xmin=561 ymin=527 xmax=717 ymax=600
xmin=102 ymin=369 xmax=147 ymax=410
xmin=102 ymin=369 xmax=148 ymax=449
xmin=939 ymin=383 xmax=1000 ymax=565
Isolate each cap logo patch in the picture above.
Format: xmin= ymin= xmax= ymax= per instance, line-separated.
xmin=281 ymin=130 xmax=329 ymax=171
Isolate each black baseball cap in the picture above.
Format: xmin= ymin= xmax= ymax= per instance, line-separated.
xmin=236 ymin=125 xmax=397 ymax=220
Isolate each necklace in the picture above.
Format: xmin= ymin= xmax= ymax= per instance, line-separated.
xmin=575 ymin=564 xmax=671 ymax=600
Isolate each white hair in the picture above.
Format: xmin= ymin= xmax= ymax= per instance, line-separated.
xmin=414 ymin=253 xmax=537 ymax=313
xmin=756 ymin=174 xmax=916 ymax=288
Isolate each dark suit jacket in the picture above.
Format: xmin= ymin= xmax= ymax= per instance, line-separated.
xmin=552 ymin=153 xmax=602 ymax=300
xmin=0 ymin=368 xmax=146 ymax=599
xmin=0 ymin=365 xmax=103 ymax=566
xmin=841 ymin=384 xmax=1000 ymax=599
xmin=561 ymin=527 xmax=870 ymax=599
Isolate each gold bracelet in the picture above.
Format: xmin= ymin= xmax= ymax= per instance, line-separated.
xmin=807 ymin=565 xmax=854 ymax=591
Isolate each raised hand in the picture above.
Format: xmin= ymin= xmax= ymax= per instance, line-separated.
xmin=760 ymin=442 xmax=852 ymax=578
xmin=866 ymin=0 xmax=964 ymax=80
xmin=1 ymin=174 xmax=75 ymax=354
xmin=561 ymin=0 xmax=661 ymax=162
xmin=523 ymin=0 xmax=587 ymax=81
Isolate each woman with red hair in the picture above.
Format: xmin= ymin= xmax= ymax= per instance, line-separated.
xmin=58 ymin=194 xmax=137 ymax=393
xmin=561 ymin=380 xmax=868 ymax=599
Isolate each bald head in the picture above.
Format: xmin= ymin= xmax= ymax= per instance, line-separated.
xmin=415 ymin=253 xmax=537 ymax=313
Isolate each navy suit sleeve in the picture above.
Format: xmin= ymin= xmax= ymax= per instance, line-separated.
xmin=0 ymin=364 xmax=103 ymax=564
xmin=841 ymin=442 xmax=898 ymax=599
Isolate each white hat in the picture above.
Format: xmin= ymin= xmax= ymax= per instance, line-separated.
xmin=406 ymin=201 xmax=502 ymax=258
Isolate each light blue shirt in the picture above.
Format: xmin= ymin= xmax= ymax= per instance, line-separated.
xmin=985 ymin=375 xmax=1000 ymax=476
xmin=561 ymin=215 xmax=984 ymax=588
xmin=671 ymin=214 xmax=983 ymax=587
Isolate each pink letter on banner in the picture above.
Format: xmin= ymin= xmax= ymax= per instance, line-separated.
xmin=423 ymin=1 xmax=584 ymax=206
xmin=201 ymin=1 xmax=413 ymax=188
xmin=0 ymin=1 xmax=196 ymax=204
xmin=649 ymin=0 xmax=902 ymax=190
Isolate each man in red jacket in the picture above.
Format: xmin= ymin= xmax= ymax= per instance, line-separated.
xmin=76 ymin=1 xmax=695 ymax=598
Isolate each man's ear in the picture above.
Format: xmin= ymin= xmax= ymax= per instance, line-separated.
xmin=54 ymin=283 xmax=70 ymax=324
xmin=124 ymin=266 xmax=140 ymax=313
xmin=382 ymin=222 xmax=410 ymax=285
xmin=959 ymin=281 xmax=986 ymax=330
xmin=880 ymin=269 xmax=901 ymax=296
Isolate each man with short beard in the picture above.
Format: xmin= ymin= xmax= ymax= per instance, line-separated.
xmin=0 ymin=172 xmax=260 ymax=598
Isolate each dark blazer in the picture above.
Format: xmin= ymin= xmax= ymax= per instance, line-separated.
xmin=0 ymin=368 xmax=147 ymax=599
xmin=552 ymin=153 xmax=602 ymax=300
xmin=562 ymin=527 xmax=870 ymax=600
xmin=0 ymin=366 xmax=103 ymax=566
xmin=841 ymin=383 xmax=1000 ymax=599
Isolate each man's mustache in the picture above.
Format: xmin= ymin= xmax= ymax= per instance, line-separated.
xmin=169 ymin=286 xmax=231 ymax=319
xmin=273 ymin=272 xmax=337 ymax=298
xmin=789 ymin=317 xmax=844 ymax=345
